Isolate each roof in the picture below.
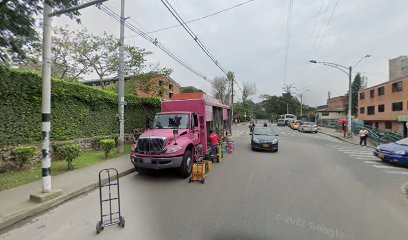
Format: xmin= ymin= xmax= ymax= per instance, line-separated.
xmin=316 ymin=107 xmax=345 ymax=112
xmin=80 ymin=75 xmax=181 ymax=87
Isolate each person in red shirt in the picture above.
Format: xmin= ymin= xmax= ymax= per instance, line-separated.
xmin=209 ymin=129 xmax=219 ymax=162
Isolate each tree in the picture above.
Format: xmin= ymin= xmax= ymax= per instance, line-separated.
xmin=82 ymin=31 xmax=151 ymax=88
xmin=211 ymin=76 xmax=231 ymax=105
xmin=0 ymin=0 xmax=81 ymax=65
xmin=345 ymin=73 xmax=362 ymax=116
xmin=241 ymin=82 xmax=256 ymax=102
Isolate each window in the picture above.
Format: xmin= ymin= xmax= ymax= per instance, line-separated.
xmin=392 ymin=102 xmax=403 ymax=111
xmin=375 ymin=122 xmax=379 ymax=128
xmin=360 ymin=107 xmax=365 ymax=114
xmin=392 ymin=81 xmax=403 ymax=92
xmin=367 ymin=106 xmax=375 ymax=115
xmin=169 ymin=92 xmax=173 ymax=99
xmin=359 ymin=92 xmax=365 ymax=100
xmin=378 ymin=104 xmax=385 ymax=112
xmin=159 ymin=80 xmax=163 ymax=86
xmin=322 ymin=112 xmax=329 ymax=116
xmin=378 ymin=86 xmax=385 ymax=96
xmin=370 ymin=89 xmax=375 ymax=98
xmin=192 ymin=114 xmax=198 ymax=128
xmin=385 ymin=121 xmax=392 ymax=129
xmin=169 ymin=84 xmax=173 ymax=91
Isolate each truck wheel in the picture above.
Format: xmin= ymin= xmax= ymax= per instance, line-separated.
xmin=179 ymin=150 xmax=192 ymax=178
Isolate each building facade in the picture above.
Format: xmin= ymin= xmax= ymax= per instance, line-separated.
xmin=357 ymin=76 xmax=408 ymax=137
xmin=389 ymin=56 xmax=408 ymax=80
xmin=315 ymin=96 xmax=347 ymax=125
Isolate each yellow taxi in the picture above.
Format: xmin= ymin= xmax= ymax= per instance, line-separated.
xmin=292 ymin=121 xmax=300 ymax=130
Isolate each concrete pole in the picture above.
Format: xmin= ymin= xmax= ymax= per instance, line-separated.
xmin=231 ymin=77 xmax=234 ymax=130
xmin=117 ymin=0 xmax=126 ymax=153
xmin=347 ymin=66 xmax=353 ymax=137
xmin=300 ymin=94 xmax=303 ymax=117
xmin=286 ymin=103 xmax=289 ymax=114
xmin=41 ymin=4 xmax=52 ymax=193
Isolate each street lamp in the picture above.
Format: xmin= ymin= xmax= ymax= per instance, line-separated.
xmin=309 ymin=55 xmax=371 ymax=137
xmin=299 ymin=89 xmax=309 ymax=117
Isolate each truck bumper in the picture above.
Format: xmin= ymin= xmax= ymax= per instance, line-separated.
xmin=130 ymin=155 xmax=184 ymax=170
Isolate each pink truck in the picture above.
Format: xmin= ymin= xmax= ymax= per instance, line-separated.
xmin=130 ymin=93 xmax=231 ymax=178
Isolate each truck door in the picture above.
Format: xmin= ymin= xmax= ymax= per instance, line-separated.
xmin=191 ymin=113 xmax=200 ymax=145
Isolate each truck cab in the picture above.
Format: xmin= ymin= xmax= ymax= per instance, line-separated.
xmin=130 ymin=93 xmax=230 ymax=178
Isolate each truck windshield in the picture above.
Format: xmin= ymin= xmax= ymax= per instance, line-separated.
xmin=153 ymin=114 xmax=190 ymax=129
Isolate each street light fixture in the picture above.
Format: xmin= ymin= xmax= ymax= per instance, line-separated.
xmin=309 ymin=55 xmax=371 ymax=137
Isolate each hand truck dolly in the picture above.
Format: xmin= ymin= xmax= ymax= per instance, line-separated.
xmin=96 ymin=168 xmax=125 ymax=234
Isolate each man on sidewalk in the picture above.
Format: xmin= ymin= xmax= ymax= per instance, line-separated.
xmin=359 ymin=127 xmax=369 ymax=146
xmin=209 ymin=129 xmax=219 ymax=162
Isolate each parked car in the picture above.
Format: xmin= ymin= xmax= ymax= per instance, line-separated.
xmin=277 ymin=119 xmax=285 ymax=126
xmin=251 ymin=127 xmax=279 ymax=152
xmin=291 ymin=121 xmax=301 ymax=130
xmin=299 ymin=122 xmax=318 ymax=133
xmin=374 ymin=138 xmax=408 ymax=164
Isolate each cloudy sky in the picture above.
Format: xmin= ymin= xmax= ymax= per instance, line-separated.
xmin=55 ymin=0 xmax=408 ymax=106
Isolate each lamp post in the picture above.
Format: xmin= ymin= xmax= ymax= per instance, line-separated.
xmin=309 ymin=55 xmax=371 ymax=137
xmin=299 ymin=89 xmax=309 ymax=117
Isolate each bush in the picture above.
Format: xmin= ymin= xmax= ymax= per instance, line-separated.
xmin=100 ymin=139 xmax=116 ymax=159
xmin=0 ymin=67 xmax=161 ymax=147
xmin=15 ymin=146 xmax=37 ymax=168
xmin=57 ymin=144 xmax=81 ymax=170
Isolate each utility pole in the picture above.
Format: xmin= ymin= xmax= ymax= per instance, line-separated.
xmin=286 ymin=103 xmax=289 ymax=114
xmin=41 ymin=3 xmax=52 ymax=193
xmin=31 ymin=0 xmax=109 ymax=200
xmin=231 ymin=77 xmax=234 ymax=130
xmin=117 ymin=0 xmax=126 ymax=153
xmin=347 ymin=66 xmax=352 ymax=137
xmin=300 ymin=94 xmax=303 ymax=117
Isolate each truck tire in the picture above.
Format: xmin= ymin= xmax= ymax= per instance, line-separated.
xmin=179 ymin=150 xmax=193 ymax=178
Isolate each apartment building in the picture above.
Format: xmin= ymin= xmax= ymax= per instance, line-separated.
xmin=389 ymin=56 xmax=408 ymax=80
xmin=357 ymin=76 xmax=408 ymax=137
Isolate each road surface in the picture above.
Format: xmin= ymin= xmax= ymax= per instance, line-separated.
xmin=2 ymin=124 xmax=408 ymax=240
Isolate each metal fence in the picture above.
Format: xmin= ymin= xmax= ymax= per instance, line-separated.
xmin=319 ymin=119 xmax=403 ymax=144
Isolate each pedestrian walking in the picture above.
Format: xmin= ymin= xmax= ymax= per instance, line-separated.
xmin=209 ymin=129 xmax=220 ymax=162
xmin=359 ymin=127 xmax=369 ymax=146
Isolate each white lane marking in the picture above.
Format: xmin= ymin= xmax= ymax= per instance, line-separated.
xmin=372 ymin=165 xmax=399 ymax=169
xmin=384 ymin=170 xmax=408 ymax=175
xmin=357 ymin=157 xmax=378 ymax=160
xmin=239 ymin=130 xmax=245 ymax=135
xmin=350 ymin=154 xmax=373 ymax=158
xmin=364 ymin=160 xmax=380 ymax=164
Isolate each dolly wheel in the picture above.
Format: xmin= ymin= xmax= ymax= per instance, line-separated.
xmin=96 ymin=221 xmax=103 ymax=234
xmin=119 ymin=216 xmax=125 ymax=228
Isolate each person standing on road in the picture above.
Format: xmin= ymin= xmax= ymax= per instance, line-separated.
xmin=209 ymin=129 xmax=220 ymax=162
xmin=359 ymin=127 xmax=369 ymax=146
xmin=263 ymin=122 xmax=268 ymax=127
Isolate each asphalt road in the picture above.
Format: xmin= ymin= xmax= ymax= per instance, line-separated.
xmin=2 ymin=124 xmax=408 ymax=240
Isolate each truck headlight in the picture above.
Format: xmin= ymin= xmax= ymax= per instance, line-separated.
xmin=253 ymin=138 xmax=260 ymax=143
xmin=165 ymin=146 xmax=182 ymax=154
xmin=272 ymin=139 xmax=278 ymax=144
xmin=395 ymin=150 xmax=406 ymax=155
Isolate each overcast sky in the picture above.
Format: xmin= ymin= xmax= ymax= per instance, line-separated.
xmin=54 ymin=0 xmax=408 ymax=106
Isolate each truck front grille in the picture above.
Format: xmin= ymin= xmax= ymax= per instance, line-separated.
xmin=137 ymin=138 xmax=165 ymax=154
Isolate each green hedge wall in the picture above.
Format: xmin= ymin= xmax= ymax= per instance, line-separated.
xmin=0 ymin=68 xmax=161 ymax=147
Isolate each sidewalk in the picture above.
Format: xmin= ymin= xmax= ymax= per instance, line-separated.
xmin=0 ymin=155 xmax=134 ymax=232
xmin=318 ymin=126 xmax=376 ymax=149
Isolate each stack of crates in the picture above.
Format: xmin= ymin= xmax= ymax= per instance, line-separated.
xmin=189 ymin=162 xmax=206 ymax=184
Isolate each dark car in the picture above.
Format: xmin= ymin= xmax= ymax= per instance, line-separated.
xmin=374 ymin=137 xmax=408 ymax=164
xmin=251 ymin=127 xmax=279 ymax=152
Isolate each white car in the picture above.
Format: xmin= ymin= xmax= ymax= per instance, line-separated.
xmin=299 ymin=122 xmax=318 ymax=133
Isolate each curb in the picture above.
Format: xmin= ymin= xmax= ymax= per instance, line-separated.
xmin=319 ymin=131 xmax=375 ymax=149
xmin=0 ymin=168 xmax=135 ymax=232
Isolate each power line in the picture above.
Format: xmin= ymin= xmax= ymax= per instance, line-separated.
xmin=283 ymin=0 xmax=293 ymax=84
xmin=98 ymin=4 xmax=211 ymax=83
xmin=126 ymin=0 xmax=255 ymax=37
xmin=160 ymin=0 xmax=228 ymax=75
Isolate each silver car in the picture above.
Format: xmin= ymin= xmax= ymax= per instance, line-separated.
xmin=299 ymin=122 xmax=318 ymax=133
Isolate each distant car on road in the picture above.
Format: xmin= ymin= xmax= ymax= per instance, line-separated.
xmin=251 ymin=127 xmax=279 ymax=152
xmin=299 ymin=122 xmax=318 ymax=133
xmin=277 ymin=119 xmax=285 ymax=126
xmin=374 ymin=138 xmax=408 ymax=164
xmin=290 ymin=120 xmax=301 ymax=130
